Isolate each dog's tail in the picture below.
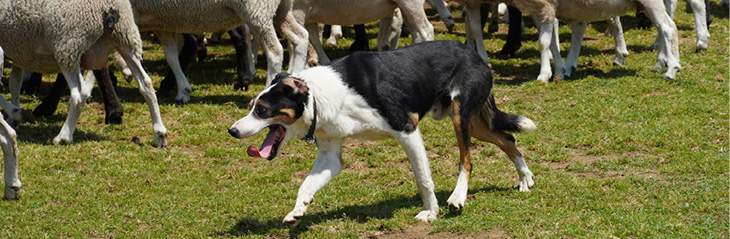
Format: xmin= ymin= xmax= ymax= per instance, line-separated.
xmin=480 ymin=95 xmax=536 ymax=133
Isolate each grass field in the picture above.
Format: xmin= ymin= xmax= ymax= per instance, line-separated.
xmin=1 ymin=1 xmax=728 ymax=238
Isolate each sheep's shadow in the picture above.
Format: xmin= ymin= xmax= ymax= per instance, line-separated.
xmin=16 ymin=120 xmax=107 ymax=145
xmin=213 ymin=185 xmax=513 ymax=237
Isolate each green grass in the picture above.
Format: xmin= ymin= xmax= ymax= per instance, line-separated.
xmin=1 ymin=1 xmax=728 ymax=238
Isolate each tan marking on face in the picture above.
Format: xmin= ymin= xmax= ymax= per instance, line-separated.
xmin=249 ymin=99 xmax=259 ymax=109
xmin=268 ymin=108 xmax=298 ymax=125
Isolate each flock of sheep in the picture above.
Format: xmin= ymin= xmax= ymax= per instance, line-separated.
xmin=0 ymin=0 xmax=715 ymax=200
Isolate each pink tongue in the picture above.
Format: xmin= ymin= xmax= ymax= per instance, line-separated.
xmin=246 ymin=128 xmax=278 ymax=158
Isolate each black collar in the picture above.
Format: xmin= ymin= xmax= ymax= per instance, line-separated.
xmin=301 ymin=96 xmax=317 ymax=144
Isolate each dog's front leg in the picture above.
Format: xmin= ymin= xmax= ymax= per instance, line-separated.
xmin=283 ymin=139 xmax=343 ymax=226
xmin=395 ymin=130 xmax=439 ymax=223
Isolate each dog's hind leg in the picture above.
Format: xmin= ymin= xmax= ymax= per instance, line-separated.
xmin=446 ymin=101 xmax=473 ymax=211
xmin=283 ymin=139 xmax=344 ymax=226
xmin=470 ymin=117 xmax=534 ymax=192
xmin=395 ymin=130 xmax=439 ymax=223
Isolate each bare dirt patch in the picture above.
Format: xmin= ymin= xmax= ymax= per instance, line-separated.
xmin=371 ymin=224 xmax=508 ymax=239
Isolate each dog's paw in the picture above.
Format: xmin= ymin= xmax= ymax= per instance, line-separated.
xmin=519 ymin=173 xmax=535 ymax=192
xmin=283 ymin=208 xmax=306 ymax=226
xmin=446 ymin=194 xmax=466 ymax=211
xmin=414 ymin=210 xmax=438 ymax=223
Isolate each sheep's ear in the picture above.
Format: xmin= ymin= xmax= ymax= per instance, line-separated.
xmin=281 ymin=77 xmax=308 ymax=96
xmin=271 ymin=72 xmax=290 ymax=85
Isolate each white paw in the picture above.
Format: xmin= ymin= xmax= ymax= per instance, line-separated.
xmin=283 ymin=208 xmax=306 ymax=226
xmin=53 ymin=134 xmax=72 ymax=145
xmin=414 ymin=210 xmax=438 ymax=223
xmin=536 ymin=74 xmax=550 ymax=83
xmin=519 ymin=173 xmax=535 ymax=192
xmin=154 ymin=126 xmax=167 ymax=148
xmin=446 ymin=194 xmax=466 ymax=211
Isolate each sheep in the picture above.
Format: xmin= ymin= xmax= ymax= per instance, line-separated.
xmin=24 ymin=67 xmax=124 ymax=125
xmin=292 ymin=0 xmax=435 ymax=65
xmin=0 ymin=0 xmax=167 ymax=147
xmin=128 ymin=0 xmax=309 ymax=103
xmin=459 ymin=0 xmax=680 ymax=82
xmin=0 ymin=48 xmax=22 ymax=200
xmin=658 ymin=0 xmax=709 ymax=52
xmin=322 ymin=0 xmax=453 ymax=51
xmin=426 ymin=0 xmax=456 ymax=31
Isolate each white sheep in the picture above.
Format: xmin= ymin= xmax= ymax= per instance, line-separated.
xmin=0 ymin=0 xmax=168 ymax=147
xmin=459 ymin=0 xmax=680 ymax=81
xmin=292 ymin=0 xmax=435 ymax=65
xmin=128 ymin=0 xmax=309 ymax=103
xmin=0 ymin=48 xmax=22 ymax=200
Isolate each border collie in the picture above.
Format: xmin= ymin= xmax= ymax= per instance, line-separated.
xmin=229 ymin=40 xmax=536 ymax=225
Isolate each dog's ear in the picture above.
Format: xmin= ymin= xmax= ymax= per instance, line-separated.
xmin=281 ymin=77 xmax=308 ymax=97
xmin=272 ymin=72 xmax=291 ymax=85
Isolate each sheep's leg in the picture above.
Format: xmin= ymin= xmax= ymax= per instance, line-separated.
xmin=687 ymin=0 xmax=709 ymax=51
xmin=537 ymin=18 xmax=562 ymax=82
xmin=606 ymin=16 xmax=629 ymax=66
xmin=157 ymin=31 xmax=192 ymax=104
xmin=8 ymin=66 xmax=22 ymax=107
xmin=0 ymin=50 xmax=20 ymax=200
xmin=243 ymin=25 xmax=257 ymax=78
xmin=0 ymin=116 xmax=20 ymax=200
xmin=116 ymin=47 xmax=168 ymax=148
xmin=277 ymin=12 xmax=308 ymax=74
xmin=397 ymin=0 xmax=434 ymax=44
xmin=564 ymin=22 xmax=587 ymax=78
xmin=464 ymin=4 xmax=489 ymax=63
xmin=228 ymin=26 xmax=254 ymax=91
xmin=2 ymin=66 xmax=26 ymax=128
xmin=52 ymin=68 xmax=87 ymax=145
xmin=160 ymin=34 xmax=199 ymax=94
xmin=112 ymin=52 xmax=133 ymax=82
xmin=378 ymin=10 xmax=403 ymax=52
xmin=306 ymin=22 xmax=331 ymax=65
xmin=93 ymin=67 xmax=123 ymax=125
xmin=487 ymin=3 xmax=500 ymax=33
xmin=499 ymin=6 xmax=523 ymax=56
xmin=349 ymin=24 xmax=370 ymax=52
xmin=425 ymin=0 xmax=454 ymax=32
xmin=641 ymin=1 xmax=681 ymax=79
xmin=325 ymin=25 xmax=342 ymax=48
xmin=250 ymin=24 xmax=283 ymax=86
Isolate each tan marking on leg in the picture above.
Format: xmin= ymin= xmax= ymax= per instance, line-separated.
xmin=452 ymin=101 xmax=472 ymax=179
xmin=409 ymin=112 xmax=420 ymax=128
xmin=339 ymin=149 xmax=344 ymax=166
xmin=470 ymin=114 xmax=523 ymax=159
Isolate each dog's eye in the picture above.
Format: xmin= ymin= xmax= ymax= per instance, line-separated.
xmin=255 ymin=106 xmax=268 ymax=116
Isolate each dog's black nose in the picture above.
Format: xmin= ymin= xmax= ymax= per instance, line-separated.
xmin=228 ymin=128 xmax=240 ymax=138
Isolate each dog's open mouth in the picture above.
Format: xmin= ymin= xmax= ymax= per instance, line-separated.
xmin=247 ymin=125 xmax=286 ymax=160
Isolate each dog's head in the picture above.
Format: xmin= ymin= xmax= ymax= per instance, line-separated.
xmin=228 ymin=73 xmax=309 ymax=160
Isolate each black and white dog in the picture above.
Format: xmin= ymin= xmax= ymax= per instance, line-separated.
xmin=228 ymin=40 xmax=536 ymax=225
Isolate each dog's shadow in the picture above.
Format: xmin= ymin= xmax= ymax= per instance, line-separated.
xmin=213 ymin=185 xmax=512 ymax=237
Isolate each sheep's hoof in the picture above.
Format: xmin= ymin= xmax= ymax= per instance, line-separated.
xmin=4 ymin=185 xmax=19 ymax=200
xmin=20 ymin=109 xmax=35 ymax=124
xmin=53 ymin=135 xmax=72 ymax=145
